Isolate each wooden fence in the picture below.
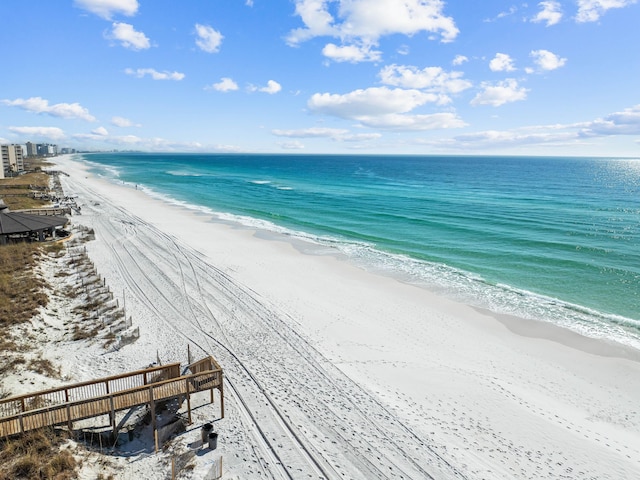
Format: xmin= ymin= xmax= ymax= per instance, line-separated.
xmin=14 ymin=207 xmax=72 ymax=216
xmin=0 ymin=357 xmax=223 ymax=438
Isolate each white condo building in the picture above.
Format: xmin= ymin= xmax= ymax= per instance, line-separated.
xmin=1 ymin=144 xmax=25 ymax=179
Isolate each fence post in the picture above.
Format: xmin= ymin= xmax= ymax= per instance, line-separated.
xmin=219 ymin=377 xmax=225 ymax=419
xmin=110 ymin=397 xmax=116 ymax=435
xmin=185 ymin=378 xmax=192 ymax=425
xmin=149 ymin=386 xmax=157 ymax=452
xmin=66 ymin=404 xmax=73 ymax=431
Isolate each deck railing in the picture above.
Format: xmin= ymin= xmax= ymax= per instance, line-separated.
xmin=0 ymin=359 xmax=222 ymax=438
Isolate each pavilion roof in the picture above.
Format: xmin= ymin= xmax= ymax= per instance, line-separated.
xmin=0 ymin=210 xmax=68 ymax=235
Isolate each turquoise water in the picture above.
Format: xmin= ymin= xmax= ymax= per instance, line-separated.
xmin=81 ymin=153 xmax=640 ymax=348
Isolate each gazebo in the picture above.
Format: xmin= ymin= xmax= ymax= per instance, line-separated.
xmin=0 ymin=200 xmax=69 ymax=245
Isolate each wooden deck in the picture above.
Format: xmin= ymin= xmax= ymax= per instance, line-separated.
xmin=0 ymin=357 xmax=223 ymax=438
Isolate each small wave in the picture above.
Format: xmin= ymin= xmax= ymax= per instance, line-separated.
xmin=330 ymin=244 xmax=640 ymax=351
xmin=250 ymin=180 xmax=271 ymax=185
xmin=85 ymin=161 xmax=121 ymax=179
xmin=166 ymin=170 xmax=206 ymax=177
xmin=275 ymin=186 xmax=293 ymax=190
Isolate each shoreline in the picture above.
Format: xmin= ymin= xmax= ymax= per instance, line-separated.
xmin=479 ymin=307 xmax=640 ymax=362
xmin=83 ymin=153 xmax=640 ymax=353
xmin=53 ymin=154 xmax=640 ymax=479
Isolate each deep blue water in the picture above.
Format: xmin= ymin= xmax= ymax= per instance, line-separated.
xmin=81 ymin=153 xmax=640 ymax=349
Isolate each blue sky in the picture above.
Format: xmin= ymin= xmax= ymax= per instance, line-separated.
xmin=1 ymin=0 xmax=639 ymax=156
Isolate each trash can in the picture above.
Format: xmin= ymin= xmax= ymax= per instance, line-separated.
xmin=201 ymin=423 xmax=213 ymax=444
xmin=208 ymin=432 xmax=219 ymax=450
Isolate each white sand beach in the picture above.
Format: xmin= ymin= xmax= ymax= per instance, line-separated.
xmin=45 ymin=155 xmax=640 ymax=479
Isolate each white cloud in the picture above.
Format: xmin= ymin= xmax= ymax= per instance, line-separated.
xmin=322 ymin=43 xmax=382 ymax=63
xmin=288 ymin=0 xmax=339 ymax=43
xmin=74 ymin=0 xmax=138 ymax=20
xmin=308 ymin=87 xmax=439 ymax=118
xmin=355 ymin=112 xmax=466 ymax=130
xmin=530 ymin=49 xmax=567 ymax=71
xmin=9 ymin=126 xmax=66 ymax=141
xmin=111 ymin=116 xmax=141 ymax=127
xmin=483 ymin=6 xmax=518 ymax=22
xmin=272 ymin=127 xmax=384 ymax=142
xmin=288 ymin=0 xmax=459 ymax=62
xmin=207 ymin=77 xmax=239 ymax=92
xmin=2 ymin=96 xmax=96 ymax=121
xmin=74 ymin=132 xmax=139 ymax=143
xmin=431 ymin=129 xmax=577 ymax=150
xmin=279 ymin=141 xmax=305 ymax=149
xmin=338 ymin=133 xmax=383 ymax=141
xmin=379 ymin=65 xmax=472 ymax=95
xmin=307 ymin=86 xmax=465 ymax=130
xmin=532 ymin=1 xmax=563 ymax=26
xmin=92 ymin=126 xmax=109 ymax=136
xmin=108 ymin=22 xmax=150 ymax=50
xmin=259 ymin=80 xmax=282 ymax=94
xmin=580 ymin=104 xmax=640 ymax=135
xmin=72 ymin=132 xmax=209 ymax=152
xmin=422 ymin=104 xmax=640 ymax=151
xmin=195 ymin=24 xmax=223 ymax=53
xmin=272 ymin=127 xmax=349 ymax=138
xmin=452 ymin=55 xmax=468 ymax=66
xmin=125 ymin=68 xmax=185 ymax=80
xmin=471 ymin=79 xmax=528 ymax=106
xmin=489 ymin=53 xmax=516 ymax=72
xmin=576 ymin=0 xmax=637 ymax=23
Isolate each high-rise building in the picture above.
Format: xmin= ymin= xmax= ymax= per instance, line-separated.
xmin=25 ymin=142 xmax=38 ymax=157
xmin=36 ymin=144 xmax=58 ymax=156
xmin=0 ymin=144 xmax=25 ymax=179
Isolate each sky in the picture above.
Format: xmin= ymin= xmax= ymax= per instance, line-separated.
xmin=1 ymin=0 xmax=639 ymax=156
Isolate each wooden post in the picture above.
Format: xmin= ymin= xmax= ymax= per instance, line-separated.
xmin=66 ymin=404 xmax=73 ymax=431
xmin=149 ymin=386 xmax=157 ymax=451
xmin=186 ymin=378 xmax=192 ymax=425
xmin=171 ymin=456 xmax=175 ymax=480
xmin=106 ymin=381 xmax=113 ymax=427
xmin=187 ymin=344 xmax=191 ymax=365
xmin=109 ymin=397 xmax=116 ymax=435
xmin=219 ymin=378 xmax=225 ymax=419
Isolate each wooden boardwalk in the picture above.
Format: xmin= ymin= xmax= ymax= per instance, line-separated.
xmin=0 ymin=356 xmax=223 ymax=438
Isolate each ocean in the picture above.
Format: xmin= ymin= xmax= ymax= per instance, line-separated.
xmin=80 ymin=153 xmax=640 ymax=349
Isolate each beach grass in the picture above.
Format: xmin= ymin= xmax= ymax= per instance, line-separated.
xmin=0 ymin=235 xmax=118 ymax=479
xmin=0 ymin=171 xmax=51 ymax=210
xmin=0 ymin=429 xmax=77 ymax=480
xmin=0 ymin=243 xmax=48 ymax=327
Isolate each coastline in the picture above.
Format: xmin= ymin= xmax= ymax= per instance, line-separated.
xmin=54 ymin=154 xmax=640 ymax=479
